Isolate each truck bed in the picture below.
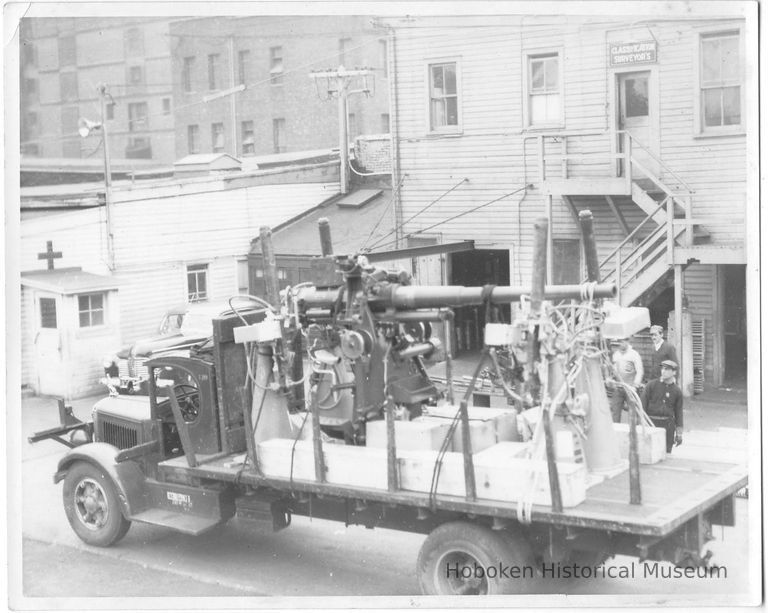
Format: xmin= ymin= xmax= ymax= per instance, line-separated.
xmin=158 ymin=450 xmax=746 ymax=538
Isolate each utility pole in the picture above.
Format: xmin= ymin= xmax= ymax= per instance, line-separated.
xmin=98 ymin=84 xmax=115 ymax=271
xmin=228 ymin=36 xmax=238 ymax=157
xmin=310 ymin=66 xmax=374 ymax=195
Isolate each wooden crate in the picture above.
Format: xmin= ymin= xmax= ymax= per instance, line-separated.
xmin=366 ymin=419 xmax=452 ymax=452
xmin=414 ymin=415 xmax=497 ymax=454
xmin=613 ymin=423 xmax=667 ymax=464
xmin=423 ymin=405 xmax=520 ymax=442
xmin=257 ymin=439 xmax=390 ymax=489
xmin=398 ymin=443 xmax=587 ymax=507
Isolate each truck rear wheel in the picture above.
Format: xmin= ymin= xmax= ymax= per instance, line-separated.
xmin=63 ymin=462 xmax=131 ymax=547
xmin=417 ymin=521 xmax=534 ymax=595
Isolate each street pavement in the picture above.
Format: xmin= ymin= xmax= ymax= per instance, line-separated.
xmin=11 ymin=383 xmax=758 ymax=606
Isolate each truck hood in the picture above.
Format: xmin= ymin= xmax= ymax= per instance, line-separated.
xmin=116 ymin=333 xmax=208 ymax=359
xmin=93 ymin=395 xmax=152 ymax=421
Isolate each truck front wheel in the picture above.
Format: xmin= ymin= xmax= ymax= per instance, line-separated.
xmin=417 ymin=521 xmax=535 ymax=595
xmin=62 ymin=462 xmax=131 ymax=547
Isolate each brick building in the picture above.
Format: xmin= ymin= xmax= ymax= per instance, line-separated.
xmin=170 ymin=16 xmax=390 ymax=159
xmin=19 ymin=17 xmax=177 ymax=163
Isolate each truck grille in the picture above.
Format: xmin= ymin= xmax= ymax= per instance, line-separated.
xmin=101 ymin=420 xmax=139 ymax=449
xmin=117 ymin=357 xmax=149 ymax=379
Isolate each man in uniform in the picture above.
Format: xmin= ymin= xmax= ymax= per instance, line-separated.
xmin=649 ymin=325 xmax=678 ymax=380
xmin=642 ymin=359 xmax=684 ymax=453
xmin=610 ymin=337 xmax=644 ymax=423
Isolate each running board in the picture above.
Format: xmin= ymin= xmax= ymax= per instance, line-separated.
xmin=129 ymin=508 xmax=225 ymax=535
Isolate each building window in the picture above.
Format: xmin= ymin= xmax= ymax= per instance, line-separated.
xmin=62 ymin=106 xmax=79 ymax=134
xmin=162 ymin=98 xmax=171 ymax=115
xmin=552 ymin=239 xmax=581 ymax=285
xmin=526 ymin=52 xmax=562 ymax=127
xmin=273 ymin=117 xmax=286 ymax=153
xmin=127 ymin=102 xmax=148 ymax=132
xmin=700 ymin=31 xmax=741 ymax=131
xmin=78 ymin=293 xmax=105 ymax=327
xmin=60 ymin=72 xmax=78 ymax=102
xmin=126 ymin=137 xmax=152 ymax=159
xmin=379 ymin=39 xmax=388 ymax=78
xmin=381 ymin=113 xmax=390 ymax=133
xmin=124 ymin=28 xmax=143 ymax=56
xmin=39 ymin=298 xmax=57 ymax=329
xmin=339 ymin=37 xmax=352 ymax=67
xmin=22 ymin=41 xmax=36 ymax=67
xmin=238 ymin=49 xmax=250 ymax=85
xmin=26 ymin=112 xmax=38 ymax=133
xmin=24 ymin=78 xmax=38 ymax=98
xmin=208 ymin=53 xmax=220 ymax=90
xmin=183 ymin=56 xmax=195 ymax=93
xmin=187 ymin=124 xmax=200 ymax=154
xmin=211 ymin=123 xmax=225 ymax=152
xmin=241 ymin=120 xmax=255 ymax=155
xmin=106 ymin=102 xmax=115 ymax=120
xmin=269 ymin=46 xmax=284 ymax=85
xmin=237 ymin=260 xmax=249 ymax=294
xmin=187 ymin=264 xmax=208 ymax=302
xmin=428 ymin=62 xmax=459 ymax=132
xmin=58 ymin=35 xmax=76 ymax=67
xmin=127 ymin=65 xmax=143 ymax=86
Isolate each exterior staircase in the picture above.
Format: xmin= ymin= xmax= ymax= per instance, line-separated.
xmin=533 ymin=130 xmax=708 ymax=307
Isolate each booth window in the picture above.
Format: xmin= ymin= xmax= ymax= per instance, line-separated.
xmin=78 ymin=293 xmax=105 ymax=327
xmin=40 ymin=298 xmax=57 ymax=329
xmin=526 ymin=52 xmax=562 ymax=127
xmin=187 ymin=264 xmax=208 ymax=302
xmin=699 ymin=31 xmax=741 ymax=132
xmin=428 ymin=61 xmax=459 ymax=133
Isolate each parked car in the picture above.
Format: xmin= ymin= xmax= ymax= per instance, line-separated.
xmin=102 ymin=299 xmax=262 ymax=394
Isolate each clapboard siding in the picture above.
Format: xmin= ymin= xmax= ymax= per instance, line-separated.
xmin=393 ymin=17 xmax=747 ymax=266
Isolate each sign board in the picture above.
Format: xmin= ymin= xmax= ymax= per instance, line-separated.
xmin=609 ymin=41 xmax=657 ymax=66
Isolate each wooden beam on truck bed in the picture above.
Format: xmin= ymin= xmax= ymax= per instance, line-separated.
xmin=157 ymin=454 xmax=746 ymax=538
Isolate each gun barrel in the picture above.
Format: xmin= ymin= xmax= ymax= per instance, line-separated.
xmin=298 ymin=283 xmax=615 ymax=311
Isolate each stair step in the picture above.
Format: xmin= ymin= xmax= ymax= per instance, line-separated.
xmin=130 ymin=507 xmax=225 ymax=535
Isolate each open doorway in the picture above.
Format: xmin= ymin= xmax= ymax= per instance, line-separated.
xmin=722 ymin=264 xmax=747 ymax=384
xmin=449 ymin=249 xmax=510 ymax=353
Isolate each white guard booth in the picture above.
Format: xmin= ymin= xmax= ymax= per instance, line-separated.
xmin=21 ymin=267 xmax=121 ymax=400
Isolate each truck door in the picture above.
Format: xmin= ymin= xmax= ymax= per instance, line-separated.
xmin=150 ymin=357 xmax=221 ymax=456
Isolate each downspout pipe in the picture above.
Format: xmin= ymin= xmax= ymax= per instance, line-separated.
xmin=387 ymin=26 xmax=403 ymax=249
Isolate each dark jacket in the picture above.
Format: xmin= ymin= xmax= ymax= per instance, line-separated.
xmin=642 ymin=378 xmax=684 ymax=427
xmin=650 ymin=340 xmax=678 ymax=380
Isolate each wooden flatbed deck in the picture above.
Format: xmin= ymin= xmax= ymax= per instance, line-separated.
xmin=159 ymin=451 xmax=746 ymax=538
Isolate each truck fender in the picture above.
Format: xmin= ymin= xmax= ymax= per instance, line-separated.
xmin=53 ymin=442 xmax=147 ymax=517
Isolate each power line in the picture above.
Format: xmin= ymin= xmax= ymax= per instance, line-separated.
xmin=370 ymin=185 xmax=531 ymax=253
xmin=365 ymin=177 xmax=468 ymax=251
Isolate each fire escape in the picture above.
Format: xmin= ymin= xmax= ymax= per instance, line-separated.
xmin=531 ymin=130 xmax=711 ymax=307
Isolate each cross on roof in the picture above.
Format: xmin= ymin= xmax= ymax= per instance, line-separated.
xmin=38 ymin=241 xmax=63 ymax=270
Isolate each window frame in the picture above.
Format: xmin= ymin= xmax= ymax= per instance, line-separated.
xmin=425 ymin=58 xmax=462 ymax=136
xmin=523 ymin=48 xmax=565 ymax=130
xmin=127 ymin=102 xmax=149 ymax=132
xmin=238 ymin=49 xmax=250 ymax=86
xmin=208 ymin=53 xmax=220 ymax=91
xmin=211 ymin=122 xmax=225 ymax=153
xmin=77 ymin=293 xmax=106 ymax=328
xmin=187 ymin=124 xmax=200 ymax=154
xmin=273 ymin=117 xmax=286 ymax=153
xmin=236 ymin=258 xmax=249 ymax=295
xmin=241 ymin=120 xmax=255 ymax=155
xmin=186 ymin=263 xmax=209 ymax=303
xmin=694 ymin=26 xmax=744 ymax=137
xmin=182 ymin=56 xmax=195 ymax=93
xmin=269 ymin=46 xmax=284 ymax=86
